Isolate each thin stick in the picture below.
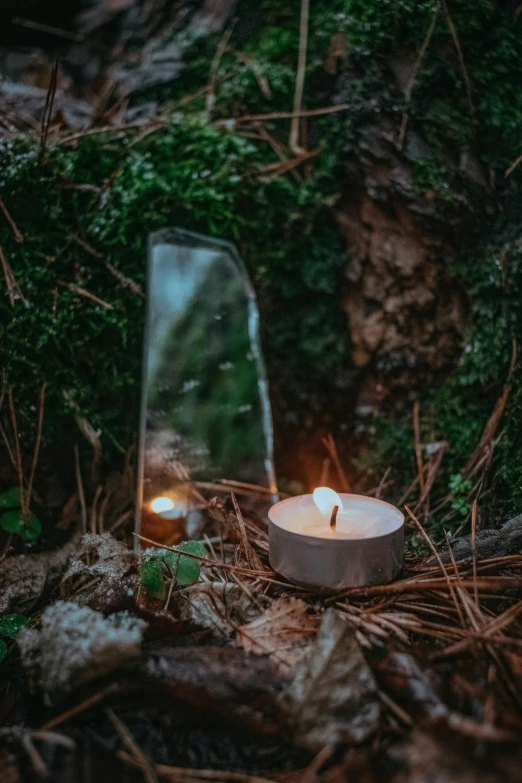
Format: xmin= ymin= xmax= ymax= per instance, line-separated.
xmin=41 ymin=687 xmax=112 ymax=730
xmin=26 ymin=384 xmax=46 ymax=515
xmin=0 ymin=198 xmax=24 ymax=242
xmin=221 ymin=104 xmax=349 ymax=125
xmin=74 ymin=445 xmax=87 ymax=536
xmin=206 ymin=27 xmax=234 ymax=114
xmin=40 ymin=58 xmax=58 ymax=158
xmin=471 ymin=498 xmax=479 ymax=607
xmin=8 ymin=389 xmax=24 ymax=508
xmin=322 ymin=433 xmax=349 ymax=490
xmin=289 ymin=0 xmax=310 ymax=152
xmin=0 ymin=245 xmax=25 ymax=306
xmin=330 ymin=505 xmax=339 ymax=530
xmin=397 ymin=8 xmax=439 ymax=150
xmin=106 ymin=708 xmax=159 ymax=783
xmin=440 ymin=0 xmax=475 ymax=119
xmin=412 ymin=401 xmax=425 ymax=492
xmin=505 ymin=152 xmax=522 ymax=179
xmin=58 ymin=281 xmax=113 ymax=309
xmin=230 ymin=492 xmax=263 ymax=571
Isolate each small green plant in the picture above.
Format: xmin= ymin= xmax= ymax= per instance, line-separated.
xmin=0 ymin=487 xmax=42 ymax=543
xmin=0 ymin=613 xmax=29 ymax=663
xmin=139 ymin=541 xmax=207 ymax=600
xmin=448 ymin=473 xmax=473 ymax=517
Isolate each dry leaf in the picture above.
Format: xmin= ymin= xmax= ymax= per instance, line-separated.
xmin=0 ymin=533 xmax=80 ymax=615
xmin=280 ymin=608 xmax=380 ymax=751
xmin=174 ymin=581 xmax=268 ymax=636
xmin=236 ymin=597 xmax=318 ymax=675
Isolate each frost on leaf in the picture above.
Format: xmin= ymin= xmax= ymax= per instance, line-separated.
xmin=280 ymin=608 xmax=380 ymax=751
xmin=17 ymin=601 xmax=147 ymax=704
xmin=236 ymin=597 xmax=318 ymax=675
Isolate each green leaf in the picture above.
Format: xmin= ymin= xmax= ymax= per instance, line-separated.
xmin=139 ymin=557 xmax=166 ymax=599
xmin=173 ymin=541 xmax=207 ymax=586
xmin=0 ymin=487 xmax=22 ymax=509
xmin=0 ymin=640 xmax=6 ymax=663
xmin=0 ymin=510 xmax=42 ymax=542
xmin=0 ymin=614 xmax=28 ymax=639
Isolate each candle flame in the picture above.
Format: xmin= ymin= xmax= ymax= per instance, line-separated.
xmin=150 ymin=496 xmax=175 ymax=513
xmin=313 ymin=487 xmax=344 ymax=516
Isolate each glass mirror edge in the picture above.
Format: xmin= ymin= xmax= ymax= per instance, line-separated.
xmin=135 ymin=228 xmax=278 ymax=549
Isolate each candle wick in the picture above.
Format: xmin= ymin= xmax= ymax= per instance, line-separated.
xmin=330 ymin=505 xmax=339 ymax=530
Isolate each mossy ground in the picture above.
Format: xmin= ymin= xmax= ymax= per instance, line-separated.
xmin=1 ymin=0 xmax=522 ymax=525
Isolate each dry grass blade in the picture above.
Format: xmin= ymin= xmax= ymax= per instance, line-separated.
xmin=230 ymin=492 xmax=264 ymax=571
xmin=26 ymin=384 xmax=46 ymax=516
xmin=58 ymin=281 xmax=113 ymax=309
xmin=465 ymin=340 xmax=516 ymax=474
xmin=221 ymin=104 xmax=349 ymax=125
xmin=40 ymin=58 xmax=59 ymax=158
xmin=440 ymin=0 xmax=475 ymax=119
xmin=397 ymin=6 xmax=439 ymax=150
xmin=471 ymin=498 xmax=479 ymax=606
xmin=403 ymin=508 xmax=462 ymax=629
xmin=74 ymin=444 xmax=87 ymax=536
xmin=289 ymin=0 xmax=310 ymax=152
xmin=206 ymin=27 xmax=234 ymax=114
xmin=321 ymin=433 xmax=350 ymax=490
xmin=107 ymin=708 xmax=159 ymax=783
xmin=0 ymin=199 xmax=24 ymax=243
xmin=119 ymin=750 xmax=280 ymax=783
xmin=412 ymin=401 xmax=425 ymax=493
xmin=0 ymin=246 xmax=25 ymax=306
xmin=505 ymin=151 xmax=522 ymax=178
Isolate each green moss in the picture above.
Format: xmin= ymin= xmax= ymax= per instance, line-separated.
xmin=2 ymin=0 xmax=522 ymax=516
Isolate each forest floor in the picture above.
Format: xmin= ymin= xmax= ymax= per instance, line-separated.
xmin=1 ymin=468 xmax=522 ymax=783
xmin=2 ymin=2 xmax=522 ymax=781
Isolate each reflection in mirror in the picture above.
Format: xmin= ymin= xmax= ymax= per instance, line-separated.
xmin=137 ymin=229 xmax=277 ymax=546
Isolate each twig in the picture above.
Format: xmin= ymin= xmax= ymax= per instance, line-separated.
xmin=107 ymin=708 xmax=159 ymax=783
xmin=0 ymin=245 xmax=25 ymax=306
xmin=406 ymin=507 xmax=464 ymax=627
xmin=41 ymin=687 xmax=115 ymax=730
xmin=505 ymin=152 xmax=522 ymax=179
xmin=26 ymin=384 xmax=46 ymax=515
xmin=440 ymin=0 xmax=475 ymax=119
xmin=40 ymin=58 xmax=59 ymax=158
xmin=219 ymin=104 xmax=349 ymax=125
xmin=396 ymin=7 xmax=439 ymax=150
xmin=289 ymin=0 xmax=310 ymax=152
xmin=412 ymin=401 xmax=425 ymax=493
xmin=74 ymin=445 xmax=87 ymax=536
xmin=471 ymin=498 xmax=479 ymax=607
xmin=230 ymin=492 xmax=263 ymax=571
xmin=58 ymin=280 xmax=113 ymax=309
xmin=0 ymin=198 xmax=24 ymax=242
xmin=8 ymin=390 xmax=24 ymax=509
xmin=206 ymin=27 xmax=234 ymax=114
xmin=375 ymin=466 xmax=392 ymax=499
xmin=321 ymin=433 xmax=350 ymax=490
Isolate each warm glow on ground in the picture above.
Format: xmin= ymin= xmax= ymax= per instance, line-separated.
xmin=150 ymin=496 xmax=175 ymax=513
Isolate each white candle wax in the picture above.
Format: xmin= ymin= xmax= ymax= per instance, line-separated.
xmin=268 ymin=489 xmax=405 ymax=590
xmin=269 ymin=489 xmax=403 ymax=540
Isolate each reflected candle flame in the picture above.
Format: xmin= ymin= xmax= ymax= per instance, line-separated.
xmin=313 ymin=486 xmax=344 ymax=516
xmin=150 ymin=496 xmax=175 ymax=514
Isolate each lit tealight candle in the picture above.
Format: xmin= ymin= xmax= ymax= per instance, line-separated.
xmin=268 ymin=489 xmax=404 ymax=591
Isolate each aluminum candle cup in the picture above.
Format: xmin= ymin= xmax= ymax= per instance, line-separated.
xmin=268 ymin=492 xmax=404 ymax=591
